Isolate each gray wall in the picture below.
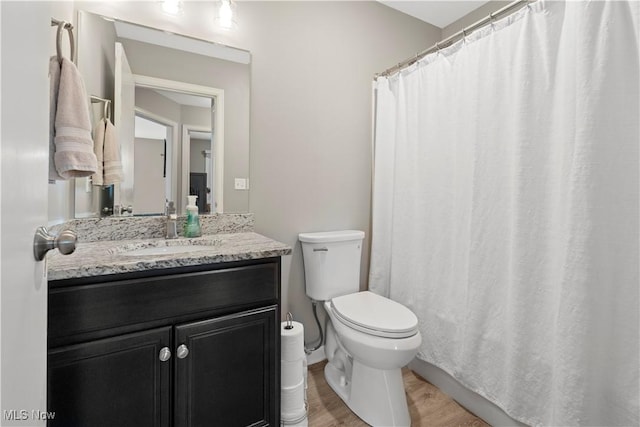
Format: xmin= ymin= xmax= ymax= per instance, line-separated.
xmin=189 ymin=139 xmax=210 ymax=174
xmin=135 ymin=87 xmax=181 ymax=123
xmin=238 ymin=1 xmax=441 ymax=340
xmin=55 ymin=1 xmax=440 ymax=342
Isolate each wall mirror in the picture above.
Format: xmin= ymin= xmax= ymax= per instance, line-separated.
xmin=74 ymin=10 xmax=251 ymax=216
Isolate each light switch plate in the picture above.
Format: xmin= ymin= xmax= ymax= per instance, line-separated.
xmin=234 ymin=178 xmax=247 ymax=190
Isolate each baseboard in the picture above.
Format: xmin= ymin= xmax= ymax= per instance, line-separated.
xmin=408 ymin=358 xmax=526 ymax=427
xmin=306 ymin=345 xmax=326 ymax=366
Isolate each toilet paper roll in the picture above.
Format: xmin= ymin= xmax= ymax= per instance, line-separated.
xmin=281 ymin=408 xmax=307 ymax=425
xmin=281 ymin=321 xmax=305 ymax=361
xmin=303 ymin=357 xmax=308 ymax=390
xmin=281 ymin=414 xmax=308 ymax=427
xmin=281 ymin=379 xmax=306 ymax=421
xmin=281 ymin=358 xmax=305 ymax=388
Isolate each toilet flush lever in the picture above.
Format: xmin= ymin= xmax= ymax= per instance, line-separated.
xmin=313 ymin=247 xmax=328 ymax=252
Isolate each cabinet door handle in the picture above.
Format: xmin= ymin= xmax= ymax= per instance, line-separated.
xmin=176 ymin=344 xmax=189 ymax=359
xmin=159 ymin=347 xmax=171 ymax=362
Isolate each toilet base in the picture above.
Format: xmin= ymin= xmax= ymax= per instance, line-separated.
xmin=325 ymin=359 xmax=411 ymax=427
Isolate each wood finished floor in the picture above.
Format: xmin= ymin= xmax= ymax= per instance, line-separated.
xmin=306 ymin=361 xmax=489 ymax=427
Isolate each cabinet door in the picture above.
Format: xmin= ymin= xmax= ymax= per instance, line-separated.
xmin=175 ymin=306 xmax=278 ymax=427
xmin=48 ymin=327 xmax=172 ymax=427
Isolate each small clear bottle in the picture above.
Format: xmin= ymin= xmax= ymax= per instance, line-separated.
xmin=166 ymin=201 xmax=178 ymax=239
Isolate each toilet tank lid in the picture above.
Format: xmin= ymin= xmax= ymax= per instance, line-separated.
xmin=298 ymin=230 xmax=364 ymax=243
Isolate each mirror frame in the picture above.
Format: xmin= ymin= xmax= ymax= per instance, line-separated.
xmin=132 ymin=75 xmax=225 ymax=214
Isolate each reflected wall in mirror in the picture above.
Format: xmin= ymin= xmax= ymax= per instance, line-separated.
xmin=74 ymin=10 xmax=251 ymax=217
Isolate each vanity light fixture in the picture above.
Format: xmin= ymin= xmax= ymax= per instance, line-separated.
xmin=162 ymin=0 xmax=184 ymax=16
xmin=214 ymin=0 xmax=238 ymax=30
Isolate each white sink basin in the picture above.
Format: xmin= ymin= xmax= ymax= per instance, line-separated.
xmin=110 ymin=239 xmax=222 ymax=257
xmin=122 ymin=245 xmax=213 ymax=256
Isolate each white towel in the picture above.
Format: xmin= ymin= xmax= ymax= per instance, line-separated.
xmin=91 ymin=118 xmax=106 ymax=186
xmin=53 ymin=57 xmax=97 ymax=179
xmin=102 ymin=119 xmax=123 ymax=185
xmin=49 ymin=56 xmax=64 ymax=181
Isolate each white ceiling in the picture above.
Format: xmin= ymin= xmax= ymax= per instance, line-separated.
xmin=379 ymin=1 xmax=491 ymax=28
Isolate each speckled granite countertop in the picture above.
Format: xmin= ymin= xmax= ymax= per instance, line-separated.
xmin=48 ymin=232 xmax=292 ymax=281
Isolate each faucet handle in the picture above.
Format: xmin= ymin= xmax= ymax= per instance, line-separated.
xmin=167 ymin=201 xmax=176 ymax=216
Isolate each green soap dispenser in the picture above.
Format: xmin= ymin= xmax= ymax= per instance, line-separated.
xmin=184 ymin=195 xmax=201 ymax=237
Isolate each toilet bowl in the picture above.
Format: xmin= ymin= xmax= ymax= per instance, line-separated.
xmin=325 ymin=292 xmax=421 ymax=370
xmin=299 ymin=231 xmax=421 ymax=426
xmin=322 ymin=292 xmax=421 ymax=426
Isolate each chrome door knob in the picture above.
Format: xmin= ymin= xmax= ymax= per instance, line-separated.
xmin=33 ymin=227 xmax=77 ymax=261
xmin=159 ymin=347 xmax=171 ymax=362
xmin=176 ymin=344 xmax=189 ymax=359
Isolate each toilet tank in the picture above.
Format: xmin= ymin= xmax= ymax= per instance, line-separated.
xmin=298 ymin=230 xmax=365 ymax=301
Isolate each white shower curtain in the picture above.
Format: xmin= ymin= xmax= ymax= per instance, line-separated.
xmin=370 ymin=1 xmax=639 ymax=426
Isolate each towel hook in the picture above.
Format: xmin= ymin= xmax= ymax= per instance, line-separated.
xmin=90 ymin=96 xmax=113 ymax=121
xmin=51 ymin=18 xmax=75 ymax=64
xmin=104 ymin=100 xmax=111 ymax=121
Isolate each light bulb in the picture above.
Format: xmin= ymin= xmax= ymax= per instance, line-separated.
xmin=216 ymin=0 xmax=237 ymax=30
xmin=162 ymin=0 xmax=183 ymax=16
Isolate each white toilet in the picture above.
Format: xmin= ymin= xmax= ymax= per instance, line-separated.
xmin=299 ymin=230 xmax=421 ymax=426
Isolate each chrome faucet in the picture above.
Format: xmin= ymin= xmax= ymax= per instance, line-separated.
xmin=166 ymin=201 xmax=178 ymax=239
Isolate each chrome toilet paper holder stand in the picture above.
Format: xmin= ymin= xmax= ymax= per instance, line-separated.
xmin=284 ymin=312 xmax=294 ymax=330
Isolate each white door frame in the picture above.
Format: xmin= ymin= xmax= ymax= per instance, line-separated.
xmin=133 ymin=75 xmax=224 ymax=214
xmin=182 ymin=125 xmax=217 ymax=213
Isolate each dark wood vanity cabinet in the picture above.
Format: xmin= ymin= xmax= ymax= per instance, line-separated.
xmin=47 ymin=258 xmax=281 ymax=427
xmin=48 ymin=327 xmax=172 ymax=427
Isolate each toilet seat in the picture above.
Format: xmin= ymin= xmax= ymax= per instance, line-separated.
xmin=330 ymin=291 xmax=418 ymax=338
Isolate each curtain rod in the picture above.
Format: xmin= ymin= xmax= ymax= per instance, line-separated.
xmin=375 ymin=0 xmax=535 ymax=79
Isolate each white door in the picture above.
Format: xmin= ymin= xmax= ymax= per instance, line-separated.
xmin=1 ymin=3 xmax=52 ymax=425
xmin=114 ymin=42 xmax=136 ymax=212
xmin=134 ymin=138 xmax=167 ymax=215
